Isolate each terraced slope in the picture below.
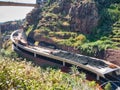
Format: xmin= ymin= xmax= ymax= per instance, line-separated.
xmin=111 ymin=21 xmax=120 ymax=47
xmin=25 ymin=0 xmax=120 ymax=58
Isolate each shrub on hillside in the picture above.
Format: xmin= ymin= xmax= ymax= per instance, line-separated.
xmin=78 ymin=40 xmax=116 ymax=57
xmin=0 ymin=56 xmax=98 ymax=90
xmin=75 ymin=34 xmax=87 ymax=42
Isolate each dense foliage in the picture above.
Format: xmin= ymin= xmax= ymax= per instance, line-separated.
xmin=26 ymin=0 xmax=120 ymax=58
xmin=90 ymin=0 xmax=120 ymax=40
xmin=0 ymin=56 xmax=98 ymax=90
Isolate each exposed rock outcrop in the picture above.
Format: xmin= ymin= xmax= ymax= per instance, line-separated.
xmin=26 ymin=0 xmax=99 ymax=53
xmin=26 ymin=8 xmax=41 ymax=25
xmin=0 ymin=21 xmax=23 ymax=33
xmin=26 ymin=0 xmax=99 ymax=34
xmin=24 ymin=0 xmax=120 ymax=66
xmin=105 ymin=49 xmax=120 ymax=66
xmin=69 ymin=1 xmax=99 ymax=33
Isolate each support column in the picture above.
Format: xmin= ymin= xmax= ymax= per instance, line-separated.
xmin=0 ymin=25 xmax=2 ymax=54
xmin=12 ymin=44 xmax=14 ymax=51
xmin=63 ymin=62 xmax=65 ymax=66
xmin=96 ymin=74 xmax=100 ymax=80
xmin=34 ymin=53 xmax=36 ymax=57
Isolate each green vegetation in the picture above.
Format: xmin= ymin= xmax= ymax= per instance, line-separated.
xmin=2 ymin=1 xmax=120 ymax=89
xmin=104 ymin=83 xmax=112 ymax=90
xmin=58 ymin=34 xmax=87 ymax=47
xmin=0 ymin=56 xmax=98 ymax=90
xmin=79 ymin=39 xmax=116 ymax=57
xmin=79 ymin=0 xmax=120 ymax=57
xmin=89 ymin=0 xmax=120 ymax=40
xmin=1 ymin=40 xmax=17 ymax=57
xmin=26 ymin=25 xmax=34 ymax=36
xmin=26 ymin=0 xmax=120 ymax=58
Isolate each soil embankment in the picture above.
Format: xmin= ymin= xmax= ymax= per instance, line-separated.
xmin=105 ymin=49 xmax=120 ymax=66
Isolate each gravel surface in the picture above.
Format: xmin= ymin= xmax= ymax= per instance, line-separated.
xmin=52 ymin=51 xmax=108 ymax=68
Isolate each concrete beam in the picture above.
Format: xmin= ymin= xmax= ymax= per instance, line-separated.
xmin=34 ymin=53 xmax=36 ymax=57
xmin=0 ymin=26 xmax=2 ymax=53
xmin=63 ymin=62 xmax=65 ymax=66
xmin=0 ymin=1 xmax=36 ymax=7
xmin=97 ymin=74 xmax=100 ymax=80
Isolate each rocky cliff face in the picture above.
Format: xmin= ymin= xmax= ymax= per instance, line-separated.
xmin=105 ymin=49 xmax=120 ymax=66
xmin=1 ymin=21 xmax=23 ymax=33
xmin=24 ymin=0 xmax=120 ymax=66
xmin=26 ymin=8 xmax=41 ymax=25
xmin=26 ymin=0 xmax=99 ymax=34
xmin=69 ymin=1 xmax=98 ymax=33
xmin=25 ymin=0 xmax=100 ymax=55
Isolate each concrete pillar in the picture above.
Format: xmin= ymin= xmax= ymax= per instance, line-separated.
xmin=63 ymin=62 xmax=65 ymax=66
xmin=96 ymin=74 xmax=100 ymax=80
xmin=0 ymin=25 xmax=2 ymax=53
xmin=12 ymin=44 xmax=14 ymax=51
xmin=34 ymin=53 xmax=36 ymax=57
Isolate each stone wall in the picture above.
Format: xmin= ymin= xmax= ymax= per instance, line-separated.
xmin=104 ymin=49 xmax=120 ymax=66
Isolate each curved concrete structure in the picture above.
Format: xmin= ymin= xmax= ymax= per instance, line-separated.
xmin=11 ymin=30 xmax=120 ymax=80
xmin=0 ymin=1 xmax=36 ymax=7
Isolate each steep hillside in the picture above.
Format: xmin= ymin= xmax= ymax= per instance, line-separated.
xmin=24 ymin=0 xmax=120 ymax=59
xmin=1 ymin=20 xmax=23 ymax=33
